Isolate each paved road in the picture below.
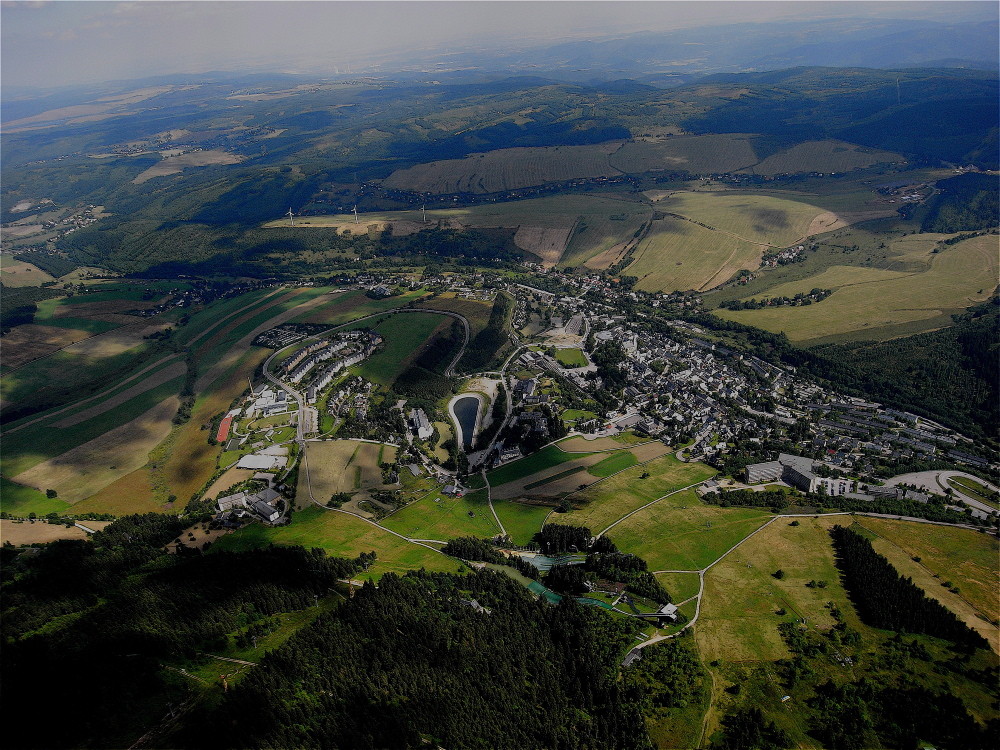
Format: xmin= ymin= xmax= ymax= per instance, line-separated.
xmin=886 ymin=470 xmax=999 ymax=516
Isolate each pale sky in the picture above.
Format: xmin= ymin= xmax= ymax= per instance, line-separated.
xmin=2 ymin=1 xmax=995 ymax=90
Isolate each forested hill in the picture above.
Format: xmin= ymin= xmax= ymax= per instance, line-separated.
xmin=179 ymin=570 xmax=648 ymax=749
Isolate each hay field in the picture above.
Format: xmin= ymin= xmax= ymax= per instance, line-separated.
xmin=558 ymin=436 xmax=629 ymax=452
xmin=0 ymin=520 xmax=92 ymax=545
xmin=69 ymin=467 xmax=165 ymax=515
xmin=382 ymin=142 xmax=623 ymax=194
xmin=358 ymin=313 xmax=450 ymax=385
xmin=561 ymin=455 xmax=716 ymax=533
xmin=1 ymin=324 xmax=91 ymax=369
xmin=714 ymin=235 xmax=998 ymax=343
xmin=12 ymin=396 xmax=178 ymax=503
xmin=59 ymin=323 xmax=170 ymax=360
xmin=211 ymin=506 xmax=463 ymax=580
xmin=609 ymin=134 xmax=759 ymax=174
xmin=203 ymin=467 xmax=256 ymax=501
xmin=562 ymin=209 xmax=651 ymax=268
xmin=657 ymin=191 xmax=827 ymax=247
xmin=54 ymin=360 xmax=186 ymax=428
xmin=132 ymin=149 xmax=242 ymax=184
xmin=381 ymin=488 xmax=502 ymax=540
xmin=744 ymin=139 xmax=904 ymax=176
xmin=0 ymin=259 xmax=55 ymax=287
xmin=302 ymin=440 xmax=396 ymax=500
xmin=626 ymin=217 xmax=763 ymax=293
xmin=605 ymin=490 xmax=770 ymax=571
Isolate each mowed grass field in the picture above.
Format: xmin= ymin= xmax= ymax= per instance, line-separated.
xmin=292 ymin=288 xmax=428 ymax=326
xmin=493 ymin=500 xmax=552 ymax=545
xmin=210 ymin=506 xmax=463 ymax=580
xmin=714 ymin=234 xmax=998 ymax=343
xmin=381 ymin=488 xmax=502 ymax=541
xmin=554 ymin=348 xmax=588 ymax=367
xmin=561 ymin=454 xmax=717 ymax=533
xmin=302 ymin=440 xmax=397 ymax=502
xmin=0 ymin=259 xmax=55 ymax=287
xmin=627 ymin=217 xmax=763 ymax=293
xmin=608 ymin=489 xmax=770 ymax=571
xmin=655 ymin=191 xmax=827 ymax=248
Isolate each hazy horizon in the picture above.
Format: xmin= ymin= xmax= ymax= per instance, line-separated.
xmin=2 ymin=0 xmax=997 ymax=91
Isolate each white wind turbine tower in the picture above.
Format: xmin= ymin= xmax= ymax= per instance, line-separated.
xmin=353 ymin=205 xmax=360 ymax=224
xmin=286 ymin=207 xmax=295 ymax=227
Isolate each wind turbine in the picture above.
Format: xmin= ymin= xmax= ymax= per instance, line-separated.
xmin=421 ymin=203 xmax=427 ymax=223
xmin=353 ymin=205 xmax=360 ymax=224
xmin=286 ymin=207 xmax=295 ymax=227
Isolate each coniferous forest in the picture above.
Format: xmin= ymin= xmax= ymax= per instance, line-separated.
xmin=830 ymin=525 xmax=989 ymax=649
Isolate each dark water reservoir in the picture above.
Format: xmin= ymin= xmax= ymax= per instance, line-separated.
xmin=453 ymin=396 xmax=480 ymax=450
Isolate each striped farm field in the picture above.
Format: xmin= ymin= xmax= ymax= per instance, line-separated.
xmin=382 ymin=142 xmax=624 ymax=194
xmin=714 ymin=234 xmax=998 ymax=343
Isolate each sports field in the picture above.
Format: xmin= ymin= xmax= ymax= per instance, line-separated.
xmin=626 ymin=217 xmax=763 ymax=293
xmin=210 ymin=506 xmax=462 ymax=579
xmin=560 ymin=454 xmax=717 ymax=533
xmin=554 ymin=348 xmax=588 ymax=367
xmin=714 ymin=234 xmax=998 ymax=343
xmin=380 ymin=488 xmax=502 ymax=541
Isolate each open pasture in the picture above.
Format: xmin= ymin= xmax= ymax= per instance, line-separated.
xmin=486 ymin=443 xmax=591 ymax=487
xmin=0 ymin=259 xmax=55 ymax=287
xmin=558 ymin=435 xmax=627 ymax=452
xmin=714 ymin=234 xmax=998 ymax=343
xmin=382 ymin=142 xmax=624 ymax=194
xmin=744 ymin=139 xmax=904 ymax=176
xmin=560 ymin=454 xmax=716 ymax=533
xmin=603 ymin=490 xmax=770 ymax=572
xmin=211 ymin=506 xmax=462 ymax=580
xmin=609 ymin=134 xmax=759 ymax=175
xmin=0 ymin=476 xmax=70 ymax=516
xmin=381 ymin=488 xmax=502 ymax=541
xmin=696 ymin=516 xmax=855 ymax=664
xmin=627 ymin=217 xmax=763 ymax=293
